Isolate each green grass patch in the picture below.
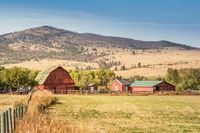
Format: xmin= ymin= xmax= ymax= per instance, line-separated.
xmin=49 ymin=95 xmax=200 ymax=133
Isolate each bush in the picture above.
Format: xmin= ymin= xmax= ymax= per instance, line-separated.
xmin=165 ymin=68 xmax=200 ymax=90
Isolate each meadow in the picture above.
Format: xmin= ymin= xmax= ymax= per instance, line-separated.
xmin=0 ymin=94 xmax=25 ymax=111
xmin=49 ymin=95 xmax=200 ymax=133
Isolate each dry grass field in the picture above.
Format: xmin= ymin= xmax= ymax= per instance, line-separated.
xmin=48 ymin=95 xmax=200 ymax=133
xmin=0 ymin=94 xmax=25 ymax=111
xmin=2 ymin=49 xmax=200 ymax=77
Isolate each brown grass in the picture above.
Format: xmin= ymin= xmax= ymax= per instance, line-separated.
xmin=0 ymin=94 xmax=25 ymax=111
xmin=16 ymin=90 xmax=100 ymax=133
xmin=2 ymin=49 xmax=200 ymax=77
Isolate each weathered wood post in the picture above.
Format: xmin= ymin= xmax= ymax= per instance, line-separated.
xmin=0 ymin=112 xmax=5 ymax=133
xmin=17 ymin=106 xmax=19 ymax=118
xmin=6 ymin=110 xmax=9 ymax=133
xmin=0 ymin=114 xmax=1 ymax=132
xmin=13 ymin=109 xmax=16 ymax=131
xmin=3 ymin=112 xmax=7 ymax=133
xmin=9 ymin=108 xmax=13 ymax=133
xmin=0 ymin=113 xmax=2 ymax=133
xmin=21 ymin=106 xmax=23 ymax=118
xmin=19 ymin=106 xmax=21 ymax=119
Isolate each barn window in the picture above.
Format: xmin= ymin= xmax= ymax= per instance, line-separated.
xmin=91 ymin=86 xmax=94 ymax=91
xmin=115 ymin=86 xmax=119 ymax=91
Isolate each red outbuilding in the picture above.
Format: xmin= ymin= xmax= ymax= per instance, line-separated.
xmin=35 ymin=66 xmax=75 ymax=94
xmin=130 ymin=81 xmax=175 ymax=93
xmin=110 ymin=79 xmax=132 ymax=93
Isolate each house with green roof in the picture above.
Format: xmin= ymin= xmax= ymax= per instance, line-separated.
xmin=111 ymin=79 xmax=175 ymax=93
xmin=130 ymin=80 xmax=175 ymax=92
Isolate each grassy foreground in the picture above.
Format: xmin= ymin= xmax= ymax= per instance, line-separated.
xmin=0 ymin=94 xmax=25 ymax=111
xmin=49 ymin=95 xmax=200 ymax=133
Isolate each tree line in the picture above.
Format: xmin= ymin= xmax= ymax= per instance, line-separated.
xmin=0 ymin=66 xmax=39 ymax=91
xmin=165 ymin=68 xmax=200 ymax=90
xmin=69 ymin=69 xmax=115 ymax=89
xmin=0 ymin=66 xmax=199 ymax=91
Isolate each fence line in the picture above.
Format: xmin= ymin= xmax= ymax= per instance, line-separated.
xmin=0 ymin=90 xmax=35 ymax=133
xmin=0 ymin=105 xmax=27 ymax=133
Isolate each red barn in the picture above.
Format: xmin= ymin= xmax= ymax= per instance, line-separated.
xmin=130 ymin=81 xmax=175 ymax=93
xmin=110 ymin=79 xmax=132 ymax=93
xmin=35 ymin=66 xmax=75 ymax=94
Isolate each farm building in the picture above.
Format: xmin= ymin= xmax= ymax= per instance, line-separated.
xmin=35 ymin=66 xmax=75 ymax=94
xmin=87 ymin=83 xmax=98 ymax=91
xmin=110 ymin=79 xmax=132 ymax=93
xmin=130 ymin=81 xmax=175 ymax=92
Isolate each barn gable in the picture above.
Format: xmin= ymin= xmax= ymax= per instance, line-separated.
xmin=35 ymin=66 xmax=74 ymax=85
xmin=35 ymin=66 xmax=75 ymax=94
xmin=112 ymin=79 xmax=132 ymax=86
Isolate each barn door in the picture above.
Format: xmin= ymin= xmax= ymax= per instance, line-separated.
xmin=53 ymin=87 xmax=57 ymax=93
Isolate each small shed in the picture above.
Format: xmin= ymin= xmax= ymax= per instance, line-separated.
xmin=130 ymin=81 xmax=175 ymax=92
xmin=87 ymin=83 xmax=98 ymax=91
xmin=110 ymin=79 xmax=132 ymax=93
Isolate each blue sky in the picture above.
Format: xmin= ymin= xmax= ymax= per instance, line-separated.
xmin=0 ymin=0 xmax=200 ymax=47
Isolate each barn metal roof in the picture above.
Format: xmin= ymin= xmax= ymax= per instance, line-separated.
xmin=35 ymin=66 xmax=64 ymax=84
xmin=117 ymin=79 xmax=132 ymax=85
xmin=130 ymin=81 xmax=163 ymax=87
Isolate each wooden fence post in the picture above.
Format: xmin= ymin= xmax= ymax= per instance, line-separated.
xmin=18 ymin=106 xmax=21 ymax=119
xmin=0 ymin=113 xmax=2 ymax=133
xmin=13 ymin=109 xmax=16 ymax=131
xmin=6 ymin=110 xmax=9 ymax=133
xmin=9 ymin=108 xmax=13 ymax=133
xmin=21 ymin=106 xmax=23 ymax=118
xmin=1 ymin=112 xmax=5 ymax=133
xmin=3 ymin=112 xmax=6 ymax=133
xmin=16 ymin=107 xmax=18 ymax=119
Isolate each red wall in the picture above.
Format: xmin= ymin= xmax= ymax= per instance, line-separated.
xmin=157 ymin=82 xmax=175 ymax=91
xmin=130 ymin=82 xmax=175 ymax=92
xmin=37 ymin=67 xmax=75 ymax=94
xmin=131 ymin=86 xmax=154 ymax=92
xmin=110 ymin=80 xmax=130 ymax=92
xmin=111 ymin=80 xmax=123 ymax=92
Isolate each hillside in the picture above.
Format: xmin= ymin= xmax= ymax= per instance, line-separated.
xmin=0 ymin=26 xmax=194 ymax=65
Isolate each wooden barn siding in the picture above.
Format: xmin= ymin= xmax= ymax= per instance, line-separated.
xmin=131 ymin=86 xmax=154 ymax=92
xmin=111 ymin=80 xmax=124 ymax=92
xmin=44 ymin=68 xmax=74 ymax=84
xmin=157 ymin=82 xmax=175 ymax=91
xmin=36 ymin=68 xmax=75 ymax=94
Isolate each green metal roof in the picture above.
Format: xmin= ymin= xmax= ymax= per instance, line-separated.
xmin=130 ymin=81 xmax=163 ymax=87
xmin=118 ymin=79 xmax=132 ymax=85
xmin=35 ymin=66 xmax=63 ymax=84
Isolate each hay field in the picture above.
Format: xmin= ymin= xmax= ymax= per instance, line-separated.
xmin=0 ymin=94 xmax=25 ymax=111
xmin=49 ymin=95 xmax=200 ymax=133
xmin=2 ymin=49 xmax=200 ymax=77
xmin=112 ymin=49 xmax=200 ymax=77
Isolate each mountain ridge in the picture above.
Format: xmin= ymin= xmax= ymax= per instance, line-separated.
xmin=0 ymin=25 xmax=194 ymax=49
xmin=0 ymin=26 xmax=196 ymax=65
